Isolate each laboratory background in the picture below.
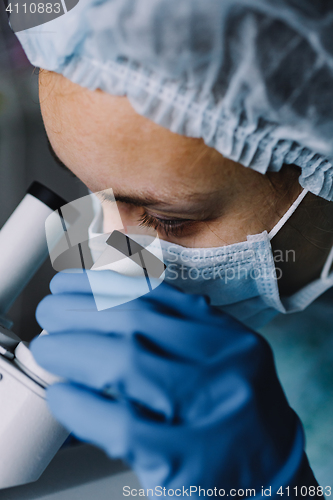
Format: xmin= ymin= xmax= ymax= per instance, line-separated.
xmin=0 ymin=0 xmax=333 ymax=493
xmin=0 ymin=3 xmax=86 ymax=341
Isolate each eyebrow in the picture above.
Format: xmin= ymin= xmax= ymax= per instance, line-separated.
xmin=101 ymin=191 xmax=170 ymax=207
xmin=47 ymin=137 xmax=215 ymax=213
xmin=47 ymin=140 xmax=169 ymax=206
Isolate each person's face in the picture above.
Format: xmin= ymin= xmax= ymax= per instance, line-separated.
xmin=39 ymin=71 xmax=301 ymax=248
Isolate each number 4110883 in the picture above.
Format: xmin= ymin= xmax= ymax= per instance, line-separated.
xmin=277 ymin=486 xmax=331 ymax=496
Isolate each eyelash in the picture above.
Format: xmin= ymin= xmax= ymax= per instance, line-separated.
xmin=138 ymin=211 xmax=192 ymax=237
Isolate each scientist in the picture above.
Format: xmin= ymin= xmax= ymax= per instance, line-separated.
xmin=15 ymin=0 xmax=333 ymax=496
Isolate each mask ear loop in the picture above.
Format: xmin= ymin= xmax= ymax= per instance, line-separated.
xmin=268 ymin=188 xmax=309 ymax=240
xmin=268 ymin=187 xmax=333 ymax=280
xmin=321 ymin=246 xmax=333 ymax=280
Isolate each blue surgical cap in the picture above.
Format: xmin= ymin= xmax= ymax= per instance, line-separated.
xmin=17 ymin=0 xmax=333 ymax=200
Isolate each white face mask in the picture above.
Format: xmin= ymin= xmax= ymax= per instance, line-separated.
xmin=88 ymin=189 xmax=333 ymax=330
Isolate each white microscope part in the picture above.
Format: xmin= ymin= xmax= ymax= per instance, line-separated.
xmin=0 ymin=183 xmax=73 ymax=490
xmin=0 ymin=183 xmax=71 ymax=316
xmin=0 ymin=345 xmax=69 ymax=489
xmin=14 ymin=335 xmax=62 ymax=388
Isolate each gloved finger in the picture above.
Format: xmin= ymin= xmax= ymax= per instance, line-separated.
xmin=36 ymin=294 xmax=97 ymax=333
xmin=31 ymin=333 xmax=176 ymax=418
xmin=49 ymin=270 xmax=93 ymax=294
xmin=36 ymin=293 xmax=144 ymax=334
xmin=31 ymin=333 xmax=126 ymax=386
xmin=36 ymin=293 xmax=214 ymax=361
xmin=47 ymin=384 xmax=211 ymax=483
xmin=87 ymin=271 xmax=236 ymax=332
xmin=46 ymin=383 xmax=130 ymax=459
xmin=50 ymin=270 xmax=203 ymax=321
xmin=36 ymin=291 xmax=249 ymax=362
xmin=49 ymin=270 xmax=244 ymax=334
xmin=49 ymin=270 xmax=91 ymax=294
xmin=50 ymin=270 xmax=161 ymax=298
xmin=49 ymin=270 xmax=162 ymax=314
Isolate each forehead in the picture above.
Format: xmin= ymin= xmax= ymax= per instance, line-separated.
xmin=39 ymin=71 xmax=242 ymax=202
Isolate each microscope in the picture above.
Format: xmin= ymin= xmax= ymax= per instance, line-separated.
xmin=0 ymin=182 xmax=72 ymax=489
xmin=0 ymin=182 xmax=164 ymax=494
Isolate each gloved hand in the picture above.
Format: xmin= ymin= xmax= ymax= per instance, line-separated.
xmin=31 ymin=270 xmax=319 ymax=497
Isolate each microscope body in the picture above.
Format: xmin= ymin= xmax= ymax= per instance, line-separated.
xmin=0 ymin=332 xmax=69 ymax=489
xmin=0 ymin=183 xmax=72 ymax=489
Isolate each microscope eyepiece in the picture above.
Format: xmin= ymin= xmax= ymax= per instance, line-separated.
xmin=27 ymin=181 xmax=67 ymax=212
xmin=0 ymin=182 xmax=74 ymax=317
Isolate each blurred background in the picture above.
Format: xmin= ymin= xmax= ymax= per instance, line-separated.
xmin=0 ymin=2 xmax=87 ymax=341
xmin=0 ymin=1 xmax=332 ymax=489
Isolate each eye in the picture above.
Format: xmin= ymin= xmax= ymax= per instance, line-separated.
xmin=138 ymin=211 xmax=194 ymax=237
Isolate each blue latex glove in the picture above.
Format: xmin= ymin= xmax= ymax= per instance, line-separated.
xmin=32 ymin=271 xmax=319 ymax=496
